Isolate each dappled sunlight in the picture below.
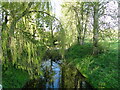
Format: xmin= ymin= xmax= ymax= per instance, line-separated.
xmin=1 ymin=0 xmax=118 ymax=89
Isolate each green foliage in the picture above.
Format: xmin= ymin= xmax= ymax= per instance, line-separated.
xmin=65 ymin=42 xmax=118 ymax=88
xmin=2 ymin=65 xmax=30 ymax=88
xmin=65 ymin=43 xmax=93 ymax=59
xmin=1 ymin=1 xmax=118 ymax=89
xmin=1 ymin=2 xmax=62 ymax=88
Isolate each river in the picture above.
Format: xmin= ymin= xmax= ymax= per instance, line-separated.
xmin=23 ymin=59 xmax=94 ymax=89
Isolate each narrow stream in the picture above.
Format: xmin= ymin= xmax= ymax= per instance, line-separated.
xmin=23 ymin=60 xmax=94 ymax=89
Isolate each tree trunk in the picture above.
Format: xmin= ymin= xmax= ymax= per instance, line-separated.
xmin=74 ymin=7 xmax=82 ymax=45
xmin=80 ymin=3 xmax=84 ymax=45
xmin=93 ymin=3 xmax=99 ymax=55
xmin=82 ymin=7 xmax=89 ymax=45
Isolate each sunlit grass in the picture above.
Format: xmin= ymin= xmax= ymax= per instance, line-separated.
xmin=65 ymin=41 xmax=118 ymax=88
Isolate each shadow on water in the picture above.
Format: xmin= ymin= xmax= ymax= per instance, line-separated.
xmin=23 ymin=60 xmax=94 ymax=89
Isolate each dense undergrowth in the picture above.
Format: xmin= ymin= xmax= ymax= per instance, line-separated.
xmin=2 ymin=65 xmax=30 ymax=88
xmin=2 ymin=49 xmax=61 ymax=88
xmin=65 ymin=42 xmax=118 ymax=88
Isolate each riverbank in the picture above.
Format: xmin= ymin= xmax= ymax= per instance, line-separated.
xmin=2 ymin=41 xmax=118 ymax=89
xmin=2 ymin=65 xmax=30 ymax=88
xmin=65 ymin=42 xmax=118 ymax=88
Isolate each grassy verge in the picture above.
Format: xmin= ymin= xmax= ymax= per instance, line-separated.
xmin=65 ymin=42 xmax=118 ymax=88
xmin=2 ymin=65 xmax=30 ymax=88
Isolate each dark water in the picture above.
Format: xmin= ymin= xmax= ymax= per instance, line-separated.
xmin=23 ymin=60 xmax=94 ymax=89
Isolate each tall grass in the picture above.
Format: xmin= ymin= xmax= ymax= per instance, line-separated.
xmin=65 ymin=41 xmax=118 ymax=88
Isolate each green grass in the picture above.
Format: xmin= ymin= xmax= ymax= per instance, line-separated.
xmin=65 ymin=42 xmax=118 ymax=88
xmin=2 ymin=65 xmax=30 ymax=88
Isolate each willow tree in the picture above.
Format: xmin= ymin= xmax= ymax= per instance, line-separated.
xmin=1 ymin=1 xmax=56 ymax=77
xmin=61 ymin=2 xmax=91 ymax=46
xmin=61 ymin=0 xmax=116 ymax=54
xmin=73 ymin=2 xmax=91 ymax=45
xmin=61 ymin=2 xmax=77 ymax=47
xmin=91 ymin=1 xmax=114 ymax=55
xmin=1 ymin=2 xmax=34 ymax=62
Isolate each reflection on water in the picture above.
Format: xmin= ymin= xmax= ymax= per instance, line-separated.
xmin=41 ymin=60 xmax=61 ymax=88
xmin=23 ymin=60 xmax=94 ymax=89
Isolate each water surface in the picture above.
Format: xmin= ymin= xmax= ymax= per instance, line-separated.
xmin=23 ymin=60 xmax=93 ymax=89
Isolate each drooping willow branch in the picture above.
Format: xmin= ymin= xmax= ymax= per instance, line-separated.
xmin=7 ymin=10 xmax=63 ymax=36
xmin=2 ymin=1 xmax=64 ymax=39
xmin=9 ymin=2 xmax=34 ymax=36
xmin=28 ymin=10 xmax=63 ymax=30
